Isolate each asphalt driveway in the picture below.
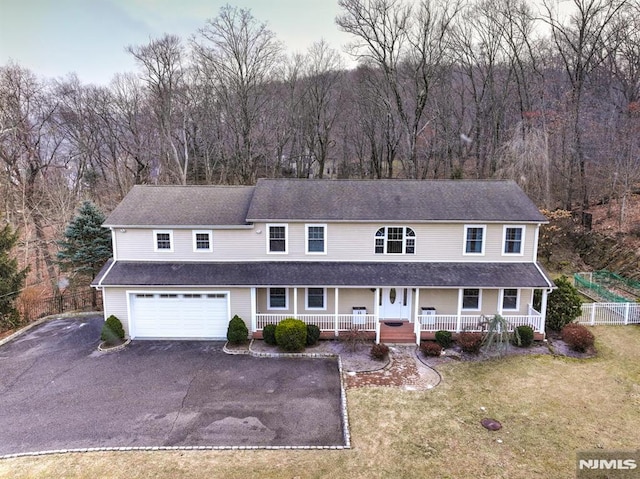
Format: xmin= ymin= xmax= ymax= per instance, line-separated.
xmin=0 ymin=316 xmax=345 ymax=456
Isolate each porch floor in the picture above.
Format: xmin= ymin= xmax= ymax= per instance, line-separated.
xmin=379 ymin=321 xmax=416 ymax=344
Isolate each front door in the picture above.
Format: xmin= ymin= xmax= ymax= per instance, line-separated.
xmin=379 ymin=288 xmax=411 ymax=320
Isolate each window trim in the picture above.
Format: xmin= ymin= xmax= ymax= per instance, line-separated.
xmin=374 ymin=226 xmax=416 ymax=255
xmin=266 ymin=224 xmax=288 ymax=254
xmin=305 ymin=224 xmax=327 ymax=255
xmin=463 ymin=225 xmax=486 ymax=256
xmin=502 ymin=225 xmax=525 ymax=256
xmin=461 ymin=288 xmax=482 ymax=311
xmin=267 ymin=287 xmax=288 ymax=310
xmin=192 ymin=230 xmax=213 ymax=253
xmin=153 ymin=230 xmax=174 ymax=252
xmin=501 ymin=288 xmax=519 ymax=311
xmin=305 ymin=287 xmax=327 ymax=310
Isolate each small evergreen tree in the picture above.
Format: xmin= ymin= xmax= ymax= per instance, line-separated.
xmin=0 ymin=221 xmax=29 ymax=330
xmin=545 ymin=275 xmax=583 ymax=331
xmin=57 ymin=201 xmax=112 ymax=290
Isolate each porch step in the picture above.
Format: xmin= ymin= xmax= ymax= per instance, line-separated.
xmin=380 ymin=321 xmax=416 ymax=344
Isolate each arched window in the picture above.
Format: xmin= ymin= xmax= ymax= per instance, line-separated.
xmin=374 ymin=227 xmax=416 ymax=254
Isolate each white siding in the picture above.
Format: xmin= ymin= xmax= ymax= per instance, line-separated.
xmin=113 ymin=222 xmax=539 ymax=263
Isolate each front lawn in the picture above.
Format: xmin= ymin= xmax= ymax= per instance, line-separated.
xmin=2 ymin=326 xmax=639 ymax=479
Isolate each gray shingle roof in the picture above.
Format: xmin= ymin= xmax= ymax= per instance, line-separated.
xmin=104 ymin=185 xmax=255 ymax=227
xmin=93 ymin=261 xmax=553 ymax=288
xmin=104 ymin=179 xmax=546 ymax=227
xmin=247 ymin=179 xmax=547 ymax=222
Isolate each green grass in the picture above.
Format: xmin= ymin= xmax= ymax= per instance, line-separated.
xmin=1 ymin=326 xmax=639 ymax=479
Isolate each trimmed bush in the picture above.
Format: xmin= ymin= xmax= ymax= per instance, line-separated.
xmin=227 ymin=315 xmax=249 ymax=344
xmin=435 ymin=330 xmax=452 ymax=349
xmin=263 ymin=324 xmax=277 ymax=345
xmin=420 ymin=341 xmax=442 ymax=357
xmin=561 ymin=323 xmax=595 ymax=352
xmin=306 ymin=324 xmax=321 ymax=346
xmin=370 ymin=342 xmax=390 ymax=361
xmin=101 ymin=315 xmax=125 ymax=345
xmin=515 ymin=325 xmax=535 ymax=348
xmin=275 ymin=318 xmax=307 ymax=352
xmin=546 ymin=276 xmax=583 ymax=331
xmin=458 ymin=331 xmax=483 ymax=354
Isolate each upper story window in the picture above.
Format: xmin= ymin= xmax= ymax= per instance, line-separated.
xmin=267 ymin=224 xmax=288 ymax=253
xmin=464 ymin=225 xmax=485 ymax=255
xmin=306 ymin=224 xmax=326 ymax=254
xmin=503 ymin=226 xmax=524 ymax=255
xmin=375 ymin=227 xmax=415 ymax=254
xmin=193 ymin=230 xmax=212 ymax=252
xmin=153 ymin=230 xmax=173 ymax=252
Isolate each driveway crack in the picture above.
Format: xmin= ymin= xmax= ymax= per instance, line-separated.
xmin=166 ymin=356 xmax=207 ymax=442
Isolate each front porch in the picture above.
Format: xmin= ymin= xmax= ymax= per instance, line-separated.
xmin=252 ymin=286 xmax=547 ymax=344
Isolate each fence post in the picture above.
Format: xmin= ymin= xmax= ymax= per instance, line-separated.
xmin=590 ymin=303 xmax=596 ymax=326
xmin=624 ymin=302 xmax=630 ymax=325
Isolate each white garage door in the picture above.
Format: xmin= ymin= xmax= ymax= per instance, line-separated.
xmin=129 ymin=292 xmax=229 ymax=339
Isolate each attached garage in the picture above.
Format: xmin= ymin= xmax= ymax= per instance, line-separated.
xmin=128 ymin=292 xmax=229 ymax=339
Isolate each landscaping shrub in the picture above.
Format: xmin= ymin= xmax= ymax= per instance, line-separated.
xmin=275 ymin=318 xmax=307 ymax=352
xmin=458 ymin=331 xmax=483 ymax=354
xmin=545 ymin=276 xmax=583 ymax=331
xmin=370 ymin=342 xmax=389 ymax=361
xmin=435 ymin=330 xmax=452 ymax=349
xmin=515 ymin=325 xmax=535 ymax=348
xmin=341 ymin=326 xmax=367 ymax=352
xmin=227 ymin=315 xmax=249 ymax=344
xmin=262 ymin=324 xmax=277 ymax=345
xmin=420 ymin=341 xmax=442 ymax=357
xmin=306 ymin=324 xmax=321 ymax=346
xmin=561 ymin=323 xmax=595 ymax=352
xmin=101 ymin=315 xmax=125 ymax=345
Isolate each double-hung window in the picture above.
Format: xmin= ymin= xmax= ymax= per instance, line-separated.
xmin=503 ymin=226 xmax=524 ymax=255
xmin=154 ymin=230 xmax=173 ymax=252
xmin=267 ymin=224 xmax=288 ymax=253
xmin=374 ymin=227 xmax=416 ymax=254
xmin=306 ymin=224 xmax=326 ymax=254
xmin=464 ymin=225 xmax=485 ymax=255
xmin=462 ymin=289 xmax=481 ymax=310
xmin=306 ymin=288 xmax=326 ymax=310
xmin=502 ymin=289 xmax=518 ymax=310
xmin=193 ymin=230 xmax=212 ymax=252
xmin=268 ymin=288 xmax=288 ymax=309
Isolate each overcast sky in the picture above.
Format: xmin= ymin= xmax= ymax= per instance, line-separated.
xmin=0 ymin=0 xmax=353 ymax=85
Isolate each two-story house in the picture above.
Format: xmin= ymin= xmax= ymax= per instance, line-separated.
xmin=92 ymin=179 xmax=554 ymax=344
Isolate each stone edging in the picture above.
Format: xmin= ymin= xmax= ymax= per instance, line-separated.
xmin=0 ymin=312 xmax=99 ymax=348
xmin=97 ymin=339 xmax=131 ymax=353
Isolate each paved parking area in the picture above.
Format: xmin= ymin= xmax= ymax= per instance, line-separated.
xmin=0 ymin=316 xmax=345 ymax=456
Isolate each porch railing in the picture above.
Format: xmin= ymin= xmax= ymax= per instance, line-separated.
xmin=255 ymin=313 xmax=377 ymax=332
xmin=417 ymin=313 xmax=544 ymax=333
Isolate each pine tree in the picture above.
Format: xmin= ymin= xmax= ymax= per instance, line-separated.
xmin=0 ymin=221 xmax=29 ymax=330
xmin=57 ymin=201 xmax=112 ymax=287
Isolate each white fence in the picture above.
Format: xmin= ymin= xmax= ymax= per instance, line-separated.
xmin=576 ymin=302 xmax=640 ymax=326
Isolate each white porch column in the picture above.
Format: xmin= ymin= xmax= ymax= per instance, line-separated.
xmin=456 ymin=288 xmax=463 ymax=333
xmin=374 ymin=288 xmax=381 ymax=344
xmin=497 ymin=289 xmax=504 ymax=316
xmin=293 ymin=287 xmax=298 ymax=317
xmin=250 ymin=287 xmax=257 ymax=333
xmin=414 ymin=288 xmax=421 ymax=345
xmin=540 ymin=289 xmax=549 ymax=332
xmin=334 ymin=287 xmax=340 ymax=337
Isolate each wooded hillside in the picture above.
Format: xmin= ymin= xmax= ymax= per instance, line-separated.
xmin=1 ymin=0 xmax=639 ymax=295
